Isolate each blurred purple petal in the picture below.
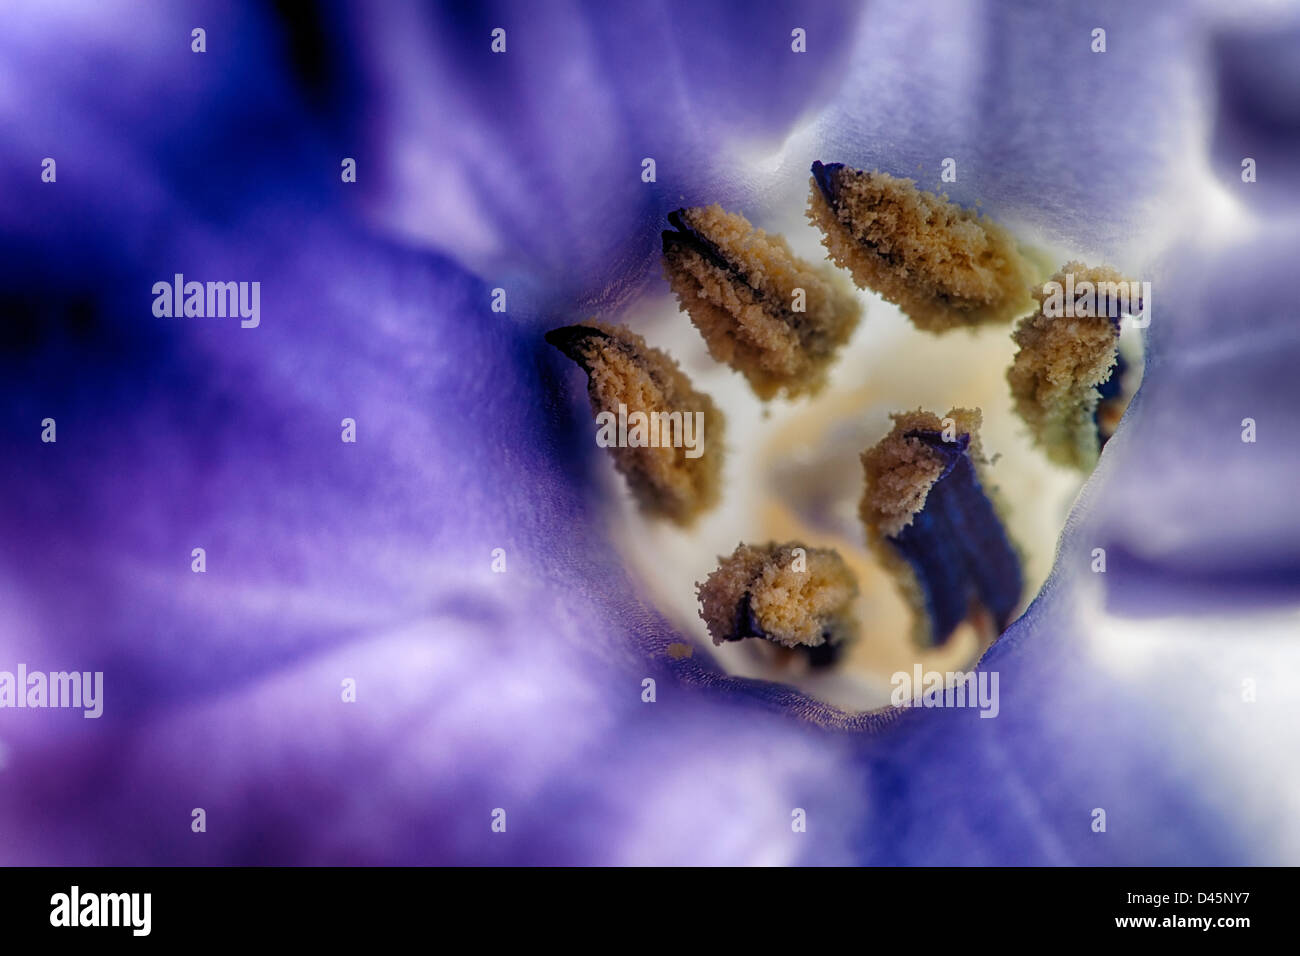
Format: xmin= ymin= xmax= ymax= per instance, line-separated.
xmin=348 ymin=0 xmax=865 ymax=304
xmin=1085 ymin=226 xmax=1300 ymax=615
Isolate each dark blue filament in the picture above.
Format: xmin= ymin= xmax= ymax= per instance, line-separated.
xmin=888 ymin=431 xmax=1022 ymax=646
xmin=1094 ymin=349 xmax=1127 ymax=449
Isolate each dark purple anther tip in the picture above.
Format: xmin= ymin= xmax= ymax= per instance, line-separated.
xmin=734 ymin=589 xmax=766 ymax=642
xmin=811 ymin=160 xmax=844 ymax=204
xmin=661 ymin=208 xmax=691 ymax=256
xmin=661 ymin=208 xmax=736 ymax=277
xmin=544 ymin=324 xmax=612 ymax=368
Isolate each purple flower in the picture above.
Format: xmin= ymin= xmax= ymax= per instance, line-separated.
xmin=1 ymin=0 xmax=1298 ymax=865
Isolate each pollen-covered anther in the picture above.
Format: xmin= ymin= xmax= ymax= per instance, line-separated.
xmin=662 ymin=204 xmax=862 ymax=400
xmin=696 ymin=542 xmax=859 ymax=662
xmin=807 ymin=161 xmax=1037 ymax=333
xmin=546 ymin=321 xmax=724 ymax=526
xmin=860 ymin=408 xmax=1022 ymax=648
xmin=1007 ymin=261 xmax=1139 ymax=470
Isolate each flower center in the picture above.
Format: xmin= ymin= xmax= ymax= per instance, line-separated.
xmin=552 ymin=166 xmax=1144 ymax=714
xmin=609 ymin=289 xmax=1087 ymax=708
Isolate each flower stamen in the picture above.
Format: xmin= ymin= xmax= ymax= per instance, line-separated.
xmin=860 ymin=408 xmax=1022 ymax=647
xmin=808 ymin=161 xmax=1037 ymax=332
xmin=1007 ymin=262 xmax=1142 ymax=469
xmin=662 ymin=204 xmax=861 ymax=399
xmin=546 ymin=321 xmax=725 ymax=525
xmin=696 ymin=541 xmax=859 ymax=665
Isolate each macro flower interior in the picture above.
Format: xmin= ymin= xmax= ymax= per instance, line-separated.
xmin=1 ymin=0 xmax=1299 ymax=875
